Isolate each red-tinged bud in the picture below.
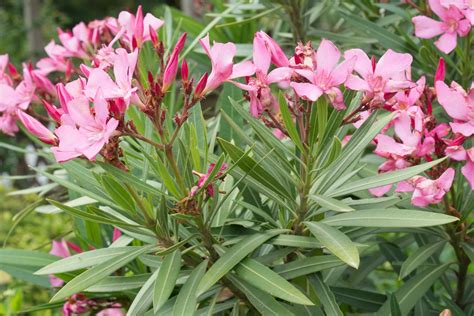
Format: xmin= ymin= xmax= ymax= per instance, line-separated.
xmin=7 ymin=63 xmax=19 ymax=79
xmin=16 ymin=110 xmax=57 ymax=145
xmin=181 ymin=59 xmax=188 ymax=82
xmin=134 ymin=5 xmax=144 ymax=47
xmin=149 ymin=25 xmax=159 ymax=48
xmin=194 ymin=73 xmax=208 ymax=98
xmin=56 ymin=83 xmax=71 ymax=114
xmin=147 ymin=71 xmax=154 ymax=86
xmin=174 ymin=33 xmax=187 ymax=54
xmin=371 ymin=55 xmax=377 ymax=72
xmin=426 ymin=96 xmax=433 ymax=115
xmin=132 ymin=36 xmax=138 ymax=50
xmin=174 ymin=114 xmax=181 ymax=125
xmin=162 ymin=52 xmax=179 ymax=92
xmin=42 ymin=100 xmax=61 ymax=122
xmin=79 ymin=64 xmax=90 ymax=77
xmin=434 ymin=57 xmax=445 ymax=83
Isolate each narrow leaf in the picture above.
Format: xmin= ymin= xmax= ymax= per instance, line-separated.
xmin=153 ymin=250 xmax=182 ymax=312
xmin=173 ymin=260 xmax=208 ymax=316
xmin=399 ymin=241 xmax=446 ymax=279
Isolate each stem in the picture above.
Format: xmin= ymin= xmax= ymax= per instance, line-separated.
xmin=165 ymin=145 xmax=188 ymax=195
xmin=124 ymin=132 xmax=164 ymax=150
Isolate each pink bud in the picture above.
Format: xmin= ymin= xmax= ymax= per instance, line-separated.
xmin=56 ymin=83 xmax=71 ymax=114
xmin=42 ymin=100 xmax=61 ymax=122
xmin=7 ymin=63 xmax=19 ymax=79
xmin=371 ymin=55 xmax=376 ymax=72
xmin=434 ymin=58 xmax=445 ymax=82
xmin=194 ymin=72 xmax=208 ymax=97
xmin=112 ymin=227 xmax=122 ymax=241
xmin=162 ymin=53 xmax=178 ymax=92
xmin=80 ymin=64 xmax=90 ymax=77
xmin=181 ymin=59 xmax=188 ymax=82
xmin=134 ymin=5 xmax=144 ymax=46
xmin=17 ymin=110 xmax=57 ymax=145
xmin=149 ymin=25 xmax=158 ymax=48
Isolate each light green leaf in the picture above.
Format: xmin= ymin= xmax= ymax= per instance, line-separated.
xmin=197 ymin=230 xmax=284 ymax=295
xmin=322 ymin=209 xmax=458 ymax=227
xmin=86 ymin=274 xmax=150 ymax=292
xmin=0 ymin=249 xmax=57 ymax=268
xmin=310 ymin=194 xmax=354 ymax=212
xmin=153 ymin=250 xmax=182 ymax=312
xmin=399 ymin=241 xmax=446 ymax=279
xmin=50 ymin=245 xmax=152 ymax=302
xmin=328 ymin=159 xmax=446 ymax=197
xmin=36 ymin=247 xmax=140 ymax=275
xmin=304 ymin=222 xmax=359 ymax=268
xmin=173 ymin=260 xmax=208 ymax=316
xmin=128 ymin=269 xmax=159 ymax=316
xmin=279 ymin=92 xmax=304 ymax=151
xmin=236 ymin=258 xmax=313 ymax=305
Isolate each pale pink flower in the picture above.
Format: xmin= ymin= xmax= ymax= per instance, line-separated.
xmin=440 ymin=0 xmax=474 ymax=25
xmin=412 ymin=0 xmax=471 ymax=54
xmin=254 ymin=31 xmax=290 ymax=68
xmin=344 ymin=49 xmax=413 ymax=101
xmin=49 ymin=239 xmax=72 ymax=287
xmin=396 ymin=168 xmax=455 ymax=207
xmin=162 ymin=33 xmax=187 ymax=92
xmin=369 ymin=158 xmax=412 ymax=196
xmin=84 ymin=48 xmax=138 ymax=106
xmin=446 ymin=146 xmax=474 ymax=189
xmin=198 ymin=34 xmax=255 ymax=95
xmin=63 ymin=294 xmax=91 ymax=316
xmin=291 ymin=39 xmax=355 ymax=109
xmin=52 ymin=91 xmax=119 ymax=162
xmin=435 ymin=81 xmax=474 ymax=136
xmin=190 ymin=163 xmax=227 ymax=197
xmin=97 ymin=308 xmax=125 ymax=316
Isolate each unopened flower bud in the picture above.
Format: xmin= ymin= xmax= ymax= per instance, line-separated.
xmin=194 ymin=72 xmax=208 ymax=98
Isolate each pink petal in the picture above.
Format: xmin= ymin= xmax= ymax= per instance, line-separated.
xmin=437 ymin=167 xmax=455 ymax=191
xmin=345 ymin=75 xmax=370 ymax=91
xmin=461 ymin=159 xmax=474 ymax=189
xmin=435 ymin=81 xmax=469 ymax=120
xmin=369 ymin=185 xmax=392 ymax=197
xmin=253 ymin=36 xmax=271 ymax=74
xmin=267 ymin=67 xmax=293 ymax=84
xmin=375 ymin=49 xmax=413 ymax=79
xmin=435 ymin=32 xmax=457 ymax=54
xmin=429 ymin=0 xmax=450 ymax=20
xmin=344 ymin=49 xmax=372 ymax=79
xmin=329 ymin=57 xmax=356 ymax=86
xmin=450 ymin=122 xmax=474 ymax=136
xmin=230 ymin=60 xmax=255 ymax=79
xmin=316 ymin=39 xmax=341 ymax=74
xmin=290 ymin=82 xmax=323 ymax=101
xmin=67 ymin=96 xmax=95 ymax=127
xmin=50 ymin=239 xmax=70 ymax=258
xmin=412 ymin=16 xmax=444 ymax=38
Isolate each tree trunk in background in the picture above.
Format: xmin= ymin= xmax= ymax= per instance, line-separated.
xmin=23 ymin=0 xmax=43 ymax=60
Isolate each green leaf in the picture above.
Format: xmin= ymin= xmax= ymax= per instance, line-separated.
xmin=271 ymin=235 xmax=322 ymax=249
xmin=36 ymin=247 xmax=140 ymax=275
xmin=279 ymin=92 xmax=304 ymax=152
xmin=328 ymin=159 xmax=446 ymax=197
xmin=197 ymin=230 xmax=284 ymax=295
xmin=173 ymin=260 xmax=208 ymax=316
xmin=310 ymin=194 xmax=354 ymax=212
xmin=399 ymin=241 xmax=446 ymax=279
xmin=50 ymin=245 xmax=152 ymax=302
xmin=0 ymin=249 xmax=57 ymax=267
xmin=128 ymin=269 xmax=159 ymax=315
xmin=378 ymin=263 xmax=451 ymax=315
xmin=86 ymin=274 xmax=150 ymax=292
xmin=322 ymin=209 xmax=458 ymax=227
xmin=304 ymin=222 xmax=359 ymax=268
xmin=390 ymin=294 xmax=402 ymax=316
xmin=218 ymin=138 xmax=292 ymax=199
xmin=153 ymin=250 xmax=182 ymax=312
xmin=273 ymin=255 xmax=345 ymax=280
xmin=331 ymin=287 xmax=385 ymax=312
xmin=236 ymin=258 xmax=313 ymax=305
xmin=309 ymin=274 xmax=343 ymax=316
xmin=101 ymin=175 xmax=136 ymax=211
xmin=227 ymin=275 xmax=295 ymax=316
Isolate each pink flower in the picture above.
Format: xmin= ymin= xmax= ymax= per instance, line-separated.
xmin=446 ymin=146 xmax=474 ymax=189
xmin=198 ymin=34 xmax=255 ymax=95
xmin=113 ymin=6 xmax=164 ymax=48
xmin=97 ymin=308 xmax=125 ymax=316
xmin=84 ymin=48 xmax=138 ymax=106
xmin=49 ymin=239 xmax=72 ymax=287
xmin=396 ymin=168 xmax=455 ymax=207
xmin=254 ymin=31 xmax=290 ymax=68
xmin=344 ymin=49 xmax=413 ymax=101
xmin=440 ymin=0 xmax=474 ymax=25
xmin=369 ymin=158 xmax=412 ymax=197
xmin=291 ymin=39 xmax=355 ymax=110
xmin=435 ymin=81 xmax=474 ymax=136
xmin=239 ymin=34 xmax=291 ymax=117
xmin=16 ymin=110 xmax=57 ymax=145
xmin=190 ymin=163 xmax=227 ymax=197
xmin=52 ymin=90 xmax=119 ymax=162
xmin=412 ymin=0 xmax=471 ymax=54
xmin=63 ymin=294 xmax=92 ymax=316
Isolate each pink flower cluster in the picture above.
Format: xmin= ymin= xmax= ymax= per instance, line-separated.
xmin=412 ymin=0 xmax=472 ymax=53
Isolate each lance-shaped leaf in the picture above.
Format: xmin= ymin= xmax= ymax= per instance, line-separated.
xmin=235 ymin=258 xmax=313 ymax=305
xmin=128 ymin=268 xmax=159 ymax=315
xmin=322 ymin=209 xmax=458 ymax=227
xmin=173 ymin=260 xmax=208 ymax=316
xmin=197 ymin=230 xmax=284 ymax=295
xmin=309 ymin=274 xmax=343 ymax=316
xmin=273 ymin=255 xmax=345 ymax=280
xmin=305 ymin=222 xmax=359 ymax=268
xmin=153 ymin=250 xmax=182 ymax=312
xmin=399 ymin=241 xmax=446 ymax=279
xmin=50 ymin=245 xmax=152 ymax=302
xmin=310 ymin=194 xmax=354 ymax=212
xmin=86 ymin=274 xmax=150 ymax=292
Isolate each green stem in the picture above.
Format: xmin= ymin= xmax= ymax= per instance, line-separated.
xmin=165 ymin=145 xmax=188 ymax=195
